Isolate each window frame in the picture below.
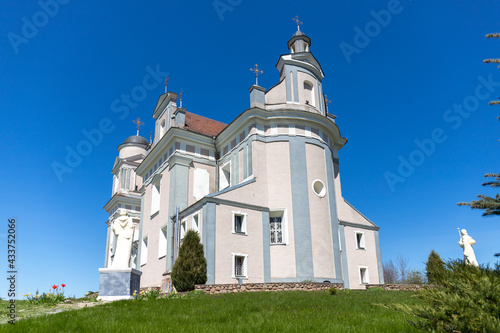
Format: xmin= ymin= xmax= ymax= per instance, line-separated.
xmin=358 ymin=266 xmax=369 ymax=284
xmin=140 ymin=236 xmax=148 ymax=266
xmin=158 ymin=224 xmax=168 ymax=259
xmin=355 ymin=231 xmax=365 ymax=250
xmin=219 ymin=161 xmax=231 ymax=190
xmin=150 ymin=177 xmax=161 ymax=216
xmin=269 ymin=209 xmax=287 ymax=245
xmin=180 ymin=219 xmax=187 ymax=240
xmin=192 ymin=212 xmax=200 ymax=233
xmin=231 ymin=211 xmax=247 ymax=235
xmin=232 ymin=253 xmax=248 ymax=279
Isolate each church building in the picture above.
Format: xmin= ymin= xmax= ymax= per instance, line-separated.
xmin=102 ymin=25 xmax=384 ymax=290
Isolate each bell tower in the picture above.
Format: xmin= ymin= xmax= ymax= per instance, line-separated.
xmin=264 ymin=17 xmax=327 ymax=114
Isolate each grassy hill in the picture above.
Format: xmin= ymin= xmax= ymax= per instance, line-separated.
xmin=1 ymin=289 xmax=424 ymax=332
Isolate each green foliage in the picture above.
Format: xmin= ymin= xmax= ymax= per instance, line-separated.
xmin=23 ymin=286 xmax=66 ymax=305
xmin=384 ymin=256 xmax=426 ymax=285
xmin=2 ymin=290 xmax=424 ymax=331
xmin=171 ymin=230 xmax=207 ymax=292
xmin=393 ymin=260 xmax=500 ymax=332
xmin=133 ymin=288 xmax=161 ymax=300
xmin=185 ymin=290 xmax=205 ymax=298
xmin=457 ymin=174 xmax=500 ymax=216
xmin=328 ymin=287 xmax=337 ymax=295
xmin=425 ymin=250 xmax=445 ymax=284
xmin=404 ymin=270 xmax=426 ymax=285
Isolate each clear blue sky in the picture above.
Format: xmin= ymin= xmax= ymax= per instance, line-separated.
xmin=1 ymin=0 xmax=499 ymax=298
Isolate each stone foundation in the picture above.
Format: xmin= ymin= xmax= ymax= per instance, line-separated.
xmin=366 ymin=284 xmax=428 ymax=291
xmin=195 ymin=282 xmax=343 ymax=294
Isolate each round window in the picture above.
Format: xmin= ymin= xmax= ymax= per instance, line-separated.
xmin=312 ymin=179 xmax=326 ymax=197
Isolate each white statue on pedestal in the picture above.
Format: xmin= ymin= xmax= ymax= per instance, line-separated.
xmin=111 ymin=210 xmax=134 ymax=268
xmin=458 ymin=228 xmax=478 ymax=266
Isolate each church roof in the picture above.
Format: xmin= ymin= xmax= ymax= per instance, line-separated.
xmin=184 ymin=112 xmax=227 ymax=137
xmin=123 ymin=135 xmax=149 ymax=146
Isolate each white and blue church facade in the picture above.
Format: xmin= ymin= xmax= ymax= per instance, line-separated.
xmin=103 ymin=28 xmax=384 ymax=290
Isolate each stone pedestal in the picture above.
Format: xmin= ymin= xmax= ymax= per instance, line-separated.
xmin=97 ymin=268 xmax=142 ymax=301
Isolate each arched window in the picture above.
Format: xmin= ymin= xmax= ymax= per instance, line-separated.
xmin=304 ymin=81 xmax=315 ymax=107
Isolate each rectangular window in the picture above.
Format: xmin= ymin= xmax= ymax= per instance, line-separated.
xmin=270 ymin=216 xmax=282 ymax=244
xmin=232 ymin=253 xmax=248 ymax=278
xmin=141 ymin=236 xmax=148 ymax=266
xmin=235 ymin=215 xmax=243 ymax=233
xmin=269 ymin=210 xmax=286 ymax=244
xmin=158 ymin=225 xmax=168 ymax=258
xmin=192 ymin=213 xmax=200 ymax=233
xmin=235 ymin=256 xmax=245 ymax=276
xmin=151 ymin=179 xmax=161 ymax=215
xmin=359 ymin=267 xmax=369 ymax=284
xmin=355 ymin=232 xmax=365 ymax=250
xmin=232 ymin=212 xmax=247 ymax=235
xmin=180 ymin=220 xmax=186 ymax=240
xmin=219 ymin=162 xmax=231 ymax=190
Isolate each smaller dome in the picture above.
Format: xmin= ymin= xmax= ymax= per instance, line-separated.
xmin=123 ymin=135 xmax=149 ymax=146
xmin=293 ymin=30 xmax=305 ymax=37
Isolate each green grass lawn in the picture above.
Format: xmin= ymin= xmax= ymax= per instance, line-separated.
xmin=1 ymin=289 xmax=424 ymax=332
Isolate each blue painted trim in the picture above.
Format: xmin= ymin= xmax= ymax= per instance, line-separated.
xmin=292 ymin=68 xmax=299 ymax=103
xmin=289 ymin=136 xmax=314 ymax=279
xmin=285 ymin=65 xmax=292 ymax=102
xmin=248 ymin=139 xmax=253 ymax=176
xmin=206 ymin=177 xmax=256 ymax=198
xmin=325 ymin=147 xmax=343 ymax=280
xmin=243 ymin=145 xmax=248 ymax=179
xmin=167 ymin=163 xmax=189 ymax=272
xmin=338 ymin=220 xmax=379 ymax=231
xmin=262 ymin=211 xmax=271 ymax=282
xmin=339 ymin=225 xmax=350 ymax=289
xmin=232 ymin=153 xmax=238 ymax=186
xmin=374 ymin=230 xmax=384 ymax=284
xmin=203 ymin=202 xmax=216 ymax=284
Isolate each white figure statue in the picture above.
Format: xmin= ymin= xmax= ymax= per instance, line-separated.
xmin=458 ymin=229 xmax=479 ymax=266
xmin=111 ymin=210 xmax=135 ymax=268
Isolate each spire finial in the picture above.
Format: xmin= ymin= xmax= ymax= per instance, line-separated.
xmin=179 ymin=89 xmax=184 ymax=108
xmin=163 ymin=75 xmax=169 ymax=93
xmin=292 ymin=16 xmax=303 ymax=31
xmin=250 ymin=64 xmax=264 ymax=85
xmin=149 ymin=129 xmax=153 ymax=143
xmin=132 ymin=117 xmax=145 ymax=136
xmin=324 ymin=94 xmax=332 ymax=113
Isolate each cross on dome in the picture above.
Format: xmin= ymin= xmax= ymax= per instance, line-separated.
xmin=132 ymin=117 xmax=144 ymax=135
xmin=179 ymin=89 xmax=184 ymax=108
xmin=250 ymin=64 xmax=264 ymax=85
xmin=163 ymin=75 xmax=169 ymax=93
xmin=292 ymin=16 xmax=303 ymax=31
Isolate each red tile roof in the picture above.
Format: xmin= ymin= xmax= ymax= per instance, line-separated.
xmin=184 ymin=112 xmax=227 ymax=137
